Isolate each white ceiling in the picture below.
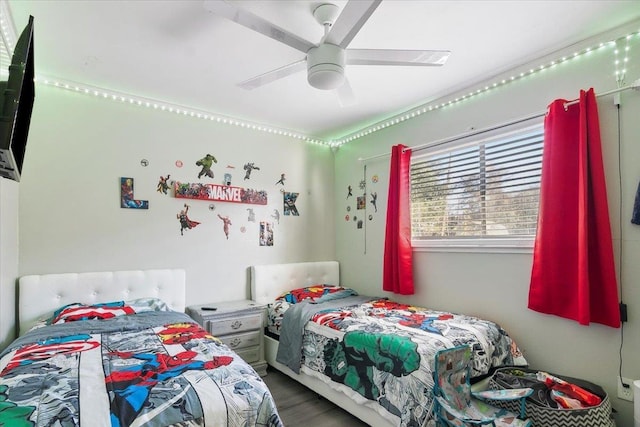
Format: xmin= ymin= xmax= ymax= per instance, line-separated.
xmin=4 ymin=0 xmax=640 ymax=141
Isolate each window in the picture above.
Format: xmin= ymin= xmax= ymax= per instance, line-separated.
xmin=410 ymin=126 xmax=543 ymax=251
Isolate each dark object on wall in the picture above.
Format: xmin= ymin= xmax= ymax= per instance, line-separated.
xmin=0 ymin=16 xmax=35 ymax=182
xmin=632 ymin=181 xmax=640 ymax=225
xmin=620 ymin=302 xmax=628 ymax=322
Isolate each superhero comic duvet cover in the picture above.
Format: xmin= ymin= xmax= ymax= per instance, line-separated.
xmin=268 ymin=286 xmax=527 ymax=427
xmin=0 ymin=300 xmax=282 ymax=427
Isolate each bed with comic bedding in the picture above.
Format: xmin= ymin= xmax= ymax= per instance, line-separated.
xmin=0 ymin=269 xmax=282 ymax=427
xmin=250 ymin=261 xmax=527 ymax=427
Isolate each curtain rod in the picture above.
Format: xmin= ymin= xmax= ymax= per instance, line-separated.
xmin=359 ymin=79 xmax=640 ymax=162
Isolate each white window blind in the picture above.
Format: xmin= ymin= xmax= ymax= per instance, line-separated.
xmin=410 ymin=128 xmax=543 ymax=241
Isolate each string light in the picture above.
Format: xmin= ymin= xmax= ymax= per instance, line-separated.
xmin=332 ymin=30 xmax=639 ymax=146
xmin=1 ymin=4 xmax=637 ymax=148
xmin=615 ymin=34 xmax=632 ymax=87
xmin=33 ymin=76 xmax=325 ymax=146
xmin=0 ymin=2 xmax=16 ymax=55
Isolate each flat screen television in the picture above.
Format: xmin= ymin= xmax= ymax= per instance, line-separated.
xmin=0 ymin=15 xmax=34 ymax=182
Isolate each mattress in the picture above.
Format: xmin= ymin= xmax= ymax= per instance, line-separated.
xmin=0 ymin=299 xmax=282 ymax=427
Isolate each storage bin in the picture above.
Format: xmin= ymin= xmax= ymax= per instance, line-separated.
xmin=486 ymin=367 xmax=615 ymax=427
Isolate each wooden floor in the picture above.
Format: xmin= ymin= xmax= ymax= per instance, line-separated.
xmin=262 ymin=366 xmax=369 ymax=427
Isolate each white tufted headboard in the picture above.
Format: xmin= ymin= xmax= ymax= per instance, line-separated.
xmin=18 ymin=269 xmax=186 ymax=335
xmin=250 ymin=261 xmax=339 ymax=305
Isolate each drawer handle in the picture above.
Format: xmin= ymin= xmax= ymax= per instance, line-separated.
xmin=231 ymin=320 xmax=242 ymax=329
xmin=229 ymin=338 xmax=241 ymax=348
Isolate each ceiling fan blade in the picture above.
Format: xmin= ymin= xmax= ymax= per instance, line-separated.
xmin=203 ymin=0 xmax=315 ymax=53
xmin=238 ymin=59 xmax=307 ymax=90
xmin=337 ymin=78 xmax=357 ymax=107
xmin=324 ymin=0 xmax=382 ymax=49
xmin=346 ymin=49 xmax=451 ymax=66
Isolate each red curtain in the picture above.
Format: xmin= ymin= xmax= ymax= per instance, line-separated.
xmin=528 ymin=88 xmax=620 ymax=328
xmin=383 ymin=144 xmax=414 ymax=295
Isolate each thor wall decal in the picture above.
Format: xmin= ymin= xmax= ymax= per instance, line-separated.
xmin=174 ymin=181 xmax=267 ymax=205
xmin=177 ymin=204 xmax=200 ymax=236
xmin=120 ymin=177 xmax=149 ymax=209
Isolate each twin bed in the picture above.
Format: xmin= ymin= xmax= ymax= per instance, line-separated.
xmin=1 ymin=269 xmax=281 ymax=427
xmin=250 ymin=261 xmax=527 ymax=427
xmin=1 ymin=263 xmax=526 ymax=427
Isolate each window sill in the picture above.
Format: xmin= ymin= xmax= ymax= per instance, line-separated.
xmin=411 ymin=238 xmax=534 ymax=254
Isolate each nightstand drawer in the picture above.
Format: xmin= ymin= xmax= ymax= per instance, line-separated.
xmin=187 ymin=300 xmax=267 ymax=377
xmin=235 ymin=346 xmax=260 ymax=364
xmin=206 ymin=313 xmax=262 ymax=336
xmin=219 ymin=330 xmax=261 ymax=351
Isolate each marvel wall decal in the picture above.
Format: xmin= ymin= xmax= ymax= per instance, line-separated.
xmin=196 ymin=154 xmax=217 ymax=179
xmin=243 ymin=162 xmax=260 ymax=180
xmin=120 ymin=177 xmax=149 ymax=209
xmin=283 ymin=192 xmax=299 ymax=216
xmin=177 ymin=204 xmax=200 ymax=236
xmin=174 ymin=182 xmax=267 ymax=205
xmin=260 ymin=222 xmax=274 ymax=246
xmin=157 ymin=174 xmax=171 ymax=195
xmin=247 ymin=208 xmax=256 ymax=222
xmin=217 ymin=214 xmax=232 ymax=240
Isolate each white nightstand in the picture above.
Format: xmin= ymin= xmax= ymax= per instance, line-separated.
xmin=187 ymin=300 xmax=267 ymax=376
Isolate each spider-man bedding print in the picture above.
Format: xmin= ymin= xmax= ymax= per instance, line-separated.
xmin=0 ymin=309 xmax=282 ymax=427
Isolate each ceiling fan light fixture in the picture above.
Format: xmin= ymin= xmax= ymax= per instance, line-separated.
xmin=307 ymin=44 xmax=346 ymax=90
xmin=308 ymin=63 xmax=345 ymax=90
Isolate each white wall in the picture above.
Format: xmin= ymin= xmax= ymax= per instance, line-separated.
xmin=0 ymin=177 xmax=19 ymax=348
xmin=16 ymin=84 xmax=335 ymax=307
xmin=335 ymin=29 xmax=640 ymax=426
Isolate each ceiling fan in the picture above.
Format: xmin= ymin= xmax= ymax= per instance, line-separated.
xmin=204 ymin=0 xmax=450 ymax=106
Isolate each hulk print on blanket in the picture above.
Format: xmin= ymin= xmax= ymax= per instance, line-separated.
xmin=0 ymin=385 xmax=35 ymax=427
xmin=323 ymin=331 xmax=420 ymax=399
xmin=297 ymin=298 xmax=527 ymax=427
